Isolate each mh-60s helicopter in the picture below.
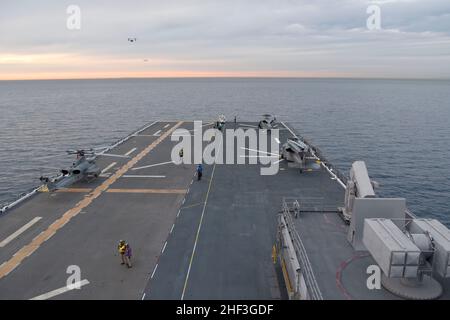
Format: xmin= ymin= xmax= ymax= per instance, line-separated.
xmin=39 ymin=148 xmax=129 ymax=192
xmin=280 ymin=137 xmax=321 ymax=173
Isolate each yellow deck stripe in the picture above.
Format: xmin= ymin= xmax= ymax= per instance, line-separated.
xmin=281 ymin=257 xmax=294 ymax=294
xmin=0 ymin=122 xmax=183 ymax=279
xmin=107 ymin=189 xmax=186 ymax=194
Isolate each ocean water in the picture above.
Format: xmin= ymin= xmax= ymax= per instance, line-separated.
xmin=0 ymin=78 xmax=449 ymax=225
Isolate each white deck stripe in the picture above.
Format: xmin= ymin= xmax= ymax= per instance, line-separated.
xmin=181 ymin=132 xmax=222 ymax=300
xmin=124 ymin=147 xmax=137 ymax=156
xmin=151 ymin=264 xmax=158 ymax=279
xmin=161 ymin=241 xmax=167 ymax=253
xmin=164 ymin=124 xmax=170 ymax=128
xmin=153 ymin=130 xmax=161 ymax=136
xmin=132 ymin=161 xmax=173 ymax=171
xmin=0 ymin=217 xmax=42 ymax=248
xmin=30 ymin=279 xmax=89 ymax=300
xmin=100 ymin=162 xmax=117 ymax=174
xmin=241 ymin=147 xmax=279 ymax=156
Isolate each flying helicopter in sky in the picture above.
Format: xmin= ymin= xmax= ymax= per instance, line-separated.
xmin=39 ymin=148 xmax=129 ymax=192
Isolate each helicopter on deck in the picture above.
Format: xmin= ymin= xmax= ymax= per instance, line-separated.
xmin=39 ymin=148 xmax=129 ymax=192
xmin=280 ymin=137 xmax=321 ymax=173
xmin=258 ymin=114 xmax=277 ymax=130
xmin=213 ymin=114 xmax=226 ymax=131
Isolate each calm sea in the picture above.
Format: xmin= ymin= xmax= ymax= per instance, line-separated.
xmin=0 ymin=78 xmax=449 ymax=224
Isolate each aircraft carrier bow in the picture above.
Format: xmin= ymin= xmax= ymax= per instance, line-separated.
xmin=1 ymin=119 xmax=449 ymax=300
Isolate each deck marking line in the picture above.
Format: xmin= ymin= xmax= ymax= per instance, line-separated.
xmin=151 ymin=264 xmax=158 ymax=278
xmin=241 ymin=147 xmax=279 ymax=156
xmin=30 ymin=279 xmax=90 ymax=300
xmin=124 ymin=148 xmax=137 ymax=156
xmin=177 ymin=209 xmax=180 ymax=217
xmin=153 ymin=130 xmax=161 ymax=136
xmin=101 ymin=162 xmax=117 ymax=174
xmin=181 ymin=133 xmax=222 ymax=300
xmin=181 ymin=162 xmax=217 ymax=300
xmin=161 ymin=241 xmax=167 ymax=253
xmin=164 ymin=124 xmax=170 ymax=128
xmin=132 ymin=161 xmax=174 ymax=171
xmin=132 ymin=121 xmax=158 ymax=136
xmin=0 ymin=217 xmax=42 ymax=248
xmin=170 ymin=224 xmax=175 ymax=234
xmin=141 ymin=293 xmax=146 ymax=300
xmin=0 ymin=122 xmax=183 ymax=279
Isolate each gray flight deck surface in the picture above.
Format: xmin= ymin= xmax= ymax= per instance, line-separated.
xmin=0 ymin=121 xmax=194 ymax=299
xmin=2 ymin=120 xmax=448 ymax=300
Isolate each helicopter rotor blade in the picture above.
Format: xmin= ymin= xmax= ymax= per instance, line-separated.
xmin=96 ymin=153 xmax=130 ymax=158
xmin=91 ymin=146 xmax=110 ymax=151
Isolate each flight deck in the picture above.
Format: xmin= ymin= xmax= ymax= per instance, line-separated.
xmin=1 ymin=120 xmax=449 ymax=300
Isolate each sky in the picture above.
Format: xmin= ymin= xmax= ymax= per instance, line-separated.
xmin=0 ymin=0 xmax=450 ymax=80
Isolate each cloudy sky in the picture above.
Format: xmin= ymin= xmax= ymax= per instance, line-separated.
xmin=0 ymin=0 xmax=449 ymax=80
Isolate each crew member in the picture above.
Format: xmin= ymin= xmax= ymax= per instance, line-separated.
xmin=197 ymin=164 xmax=203 ymax=181
xmin=118 ymin=240 xmax=132 ymax=268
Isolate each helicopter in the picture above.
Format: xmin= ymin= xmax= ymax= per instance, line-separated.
xmin=213 ymin=114 xmax=226 ymax=131
xmin=39 ymin=148 xmax=129 ymax=192
xmin=280 ymin=137 xmax=321 ymax=173
xmin=258 ymin=114 xmax=277 ymax=130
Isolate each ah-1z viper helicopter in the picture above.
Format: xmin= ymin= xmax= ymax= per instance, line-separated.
xmin=39 ymin=148 xmax=129 ymax=192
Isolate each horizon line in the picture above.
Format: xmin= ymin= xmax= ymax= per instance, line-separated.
xmin=1 ymin=75 xmax=449 ymax=82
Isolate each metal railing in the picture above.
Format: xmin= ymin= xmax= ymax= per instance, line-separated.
xmin=300 ymin=136 xmax=348 ymax=186
xmin=280 ymin=199 xmax=323 ymax=300
xmin=287 ymin=196 xmax=341 ymax=214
